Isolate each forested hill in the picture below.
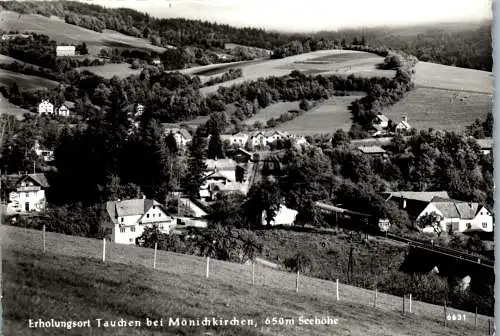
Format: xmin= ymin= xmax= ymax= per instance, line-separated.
xmin=0 ymin=1 xmax=492 ymax=71
xmin=0 ymin=1 xmax=299 ymax=50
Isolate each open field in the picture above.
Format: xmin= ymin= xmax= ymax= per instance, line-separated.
xmin=0 ymin=68 xmax=59 ymax=90
xmin=76 ymin=63 xmax=141 ymax=79
xmin=2 ymin=225 xmax=489 ymax=336
xmin=198 ymin=50 xmax=393 ymax=96
xmin=0 ymin=10 xmax=167 ymax=55
xmin=0 ymin=93 xmax=32 ymax=119
xmin=383 ymin=88 xmax=493 ymax=132
xmin=245 ymin=101 xmax=300 ymax=125
xmin=273 ymin=95 xmax=363 ymax=135
xmin=415 ymin=62 xmax=493 ymax=94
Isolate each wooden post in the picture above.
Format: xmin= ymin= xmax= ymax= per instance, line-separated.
xmin=42 ymin=225 xmax=46 ymax=253
xmin=488 ymin=319 xmax=491 ymax=336
xmin=252 ymin=261 xmax=255 ymax=285
xmin=373 ymin=288 xmax=377 ymax=308
xmin=474 ymin=306 xmax=477 ymax=329
xmin=409 ymin=294 xmax=412 ymax=313
xmin=402 ymin=295 xmax=405 ymax=314
xmin=153 ymin=243 xmax=157 ymax=269
xmin=295 ymin=270 xmax=299 ymax=292
xmin=102 ymin=238 xmax=106 ymax=262
xmin=206 ymin=257 xmax=210 ymax=278
xmin=336 ymin=279 xmax=339 ymax=301
xmin=443 ymin=302 xmax=447 ymax=327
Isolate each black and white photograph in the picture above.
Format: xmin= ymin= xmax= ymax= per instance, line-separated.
xmin=0 ymin=0 xmax=496 ymax=335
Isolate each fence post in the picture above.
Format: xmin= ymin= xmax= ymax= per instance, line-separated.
xmin=252 ymin=261 xmax=255 ymax=286
xmin=153 ymin=243 xmax=157 ymax=269
xmin=42 ymin=225 xmax=46 ymax=253
xmin=488 ymin=319 xmax=491 ymax=336
xmin=102 ymin=238 xmax=106 ymax=262
xmin=402 ymin=295 xmax=405 ymax=314
xmin=409 ymin=294 xmax=412 ymax=313
xmin=336 ymin=279 xmax=339 ymax=301
xmin=474 ymin=306 xmax=477 ymax=329
xmin=443 ymin=302 xmax=447 ymax=327
xmin=296 ymin=270 xmax=299 ymax=293
xmin=206 ymin=257 xmax=210 ymax=278
xmin=373 ymin=288 xmax=377 ymax=308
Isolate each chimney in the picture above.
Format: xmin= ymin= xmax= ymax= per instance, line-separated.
xmin=402 ymin=115 xmax=408 ymax=123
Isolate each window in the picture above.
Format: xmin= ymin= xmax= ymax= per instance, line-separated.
xmin=466 ymin=223 xmax=472 ymax=229
xmin=147 ymin=214 xmax=150 ymax=218
xmin=120 ymin=218 xmax=124 ymax=223
xmin=153 ymin=206 xmax=156 ymax=210
xmin=120 ymin=227 xmax=125 ymax=233
xmin=480 ymin=212 xmax=483 ymax=215
xmin=158 ymin=213 xmax=161 ymax=217
xmin=153 ymin=214 xmax=155 ymax=218
xmin=129 ymin=238 xmax=133 ymax=243
xmin=482 ymin=222 xmax=488 ymax=228
xmin=131 ymin=227 xmax=135 ymax=232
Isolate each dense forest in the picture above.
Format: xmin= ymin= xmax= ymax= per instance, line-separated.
xmin=0 ymin=1 xmax=492 ymax=71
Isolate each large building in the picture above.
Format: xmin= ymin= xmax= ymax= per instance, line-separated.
xmin=38 ymin=100 xmax=54 ymax=114
xmin=4 ymin=173 xmax=50 ymax=214
xmin=56 ymin=45 xmax=76 ymax=57
xmin=104 ymin=198 xmax=178 ymax=245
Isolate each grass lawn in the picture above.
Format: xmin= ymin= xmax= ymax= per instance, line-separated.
xmin=415 ymin=62 xmax=493 ymax=94
xmin=244 ymin=101 xmax=300 ymax=125
xmin=0 ymin=68 xmax=59 ymax=90
xmin=383 ymin=88 xmax=493 ymax=132
xmin=273 ymin=95 xmax=363 ymax=135
xmin=0 ymin=92 xmax=32 ymax=119
xmin=2 ymin=225 xmax=490 ymax=336
xmin=76 ymin=63 xmax=142 ymax=79
xmin=0 ymin=11 xmax=166 ymax=55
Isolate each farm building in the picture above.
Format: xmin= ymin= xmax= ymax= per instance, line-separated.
xmin=104 ymin=198 xmax=179 ymax=245
xmin=56 ymin=45 xmax=76 ymax=57
xmin=161 ymin=124 xmax=192 ymax=148
xmin=416 ymin=197 xmax=493 ymax=234
xmin=38 ymin=100 xmax=54 ymax=114
xmin=3 ymin=173 xmax=49 ymax=214
xmin=395 ymin=115 xmax=412 ymax=133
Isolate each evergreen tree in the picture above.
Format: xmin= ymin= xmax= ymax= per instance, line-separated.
xmin=185 ymin=127 xmax=207 ymax=198
xmin=165 ymin=132 xmax=178 ymax=154
xmin=207 ymin=131 xmax=225 ymax=159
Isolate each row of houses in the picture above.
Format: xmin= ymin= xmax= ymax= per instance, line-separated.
xmin=38 ymin=100 xmax=74 ymax=117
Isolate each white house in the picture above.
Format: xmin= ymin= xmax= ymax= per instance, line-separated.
xmin=56 ymin=45 xmax=76 ymax=57
xmin=162 ymin=124 xmax=192 ymax=148
xmin=6 ymin=173 xmax=49 ymax=213
xmin=417 ymin=198 xmax=494 ymax=234
xmin=395 ymin=115 xmax=412 ymax=133
xmin=104 ymin=198 xmax=178 ymax=245
xmin=38 ymin=100 xmax=54 ymax=114
xmin=219 ymin=132 xmax=249 ymax=147
xmin=151 ymin=58 xmax=161 ymax=65
xmin=56 ymin=101 xmax=74 ymax=117
xmin=261 ymin=204 xmax=298 ymax=226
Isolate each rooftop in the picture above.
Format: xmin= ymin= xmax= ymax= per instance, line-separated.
xmin=384 ymin=191 xmax=450 ymax=203
xmin=357 ymin=146 xmax=386 ymax=154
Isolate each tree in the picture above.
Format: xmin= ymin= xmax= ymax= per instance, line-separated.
xmin=207 ymin=132 xmax=225 ymax=159
xmin=415 ymin=212 xmax=443 ymax=237
xmin=184 ymin=127 xmax=207 ymax=198
xmin=239 ymin=231 xmax=263 ymax=262
xmin=165 ymin=132 xmax=178 ymax=154
xmin=245 ymin=177 xmax=282 ymax=227
xmin=136 ymin=224 xmax=163 ymax=247
xmin=285 ymin=251 xmax=314 ymax=273
xmin=331 ymin=129 xmax=350 ymax=147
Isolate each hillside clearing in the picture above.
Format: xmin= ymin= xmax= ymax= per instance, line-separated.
xmin=0 ymin=11 xmax=167 ymax=55
xmin=245 ymin=101 xmax=300 ymax=125
xmin=2 ymin=225 xmax=488 ymax=336
xmin=383 ymin=88 xmax=493 ymax=132
xmin=76 ymin=63 xmax=141 ymax=79
xmin=273 ymin=95 xmax=363 ymax=135
xmin=0 ymin=93 xmax=31 ymax=119
xmin=415 ymin=62 xmax=493 ymax=94
xmin=0 ymin=68 xmax=59 ymax=90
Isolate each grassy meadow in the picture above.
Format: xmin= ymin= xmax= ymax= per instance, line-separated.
xmin=2 ymin=225 xmax=491 ymax=336
xmin=383 ymin=88 xmax=493 ymax=132
xmin=244 ymin=101 xmax=300 ymax=125
xmin=273 ymin=95 xmax=363 ymax=135
xmin=0 ymin=10 xmax=167 ymax=55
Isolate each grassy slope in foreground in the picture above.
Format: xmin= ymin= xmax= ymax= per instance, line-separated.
xmin=2 ymin=226 xmax=489 ymax=336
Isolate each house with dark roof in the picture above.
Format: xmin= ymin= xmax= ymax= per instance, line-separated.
xmin=416 ymin=197 xmax=493 ymax=233
xmin=104 ymin=198 xmax=179 ymax=245
xmin=3 ymin=173 xmax=50 ymax=214
xmin=383 ymin=191 xmax=451 ymax=222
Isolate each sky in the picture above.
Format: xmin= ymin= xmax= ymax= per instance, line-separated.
xmin=88 ymin=0 xmax=493 ymax=32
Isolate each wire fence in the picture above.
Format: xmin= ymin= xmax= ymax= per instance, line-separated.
xmin=4 ymin=225 xmax=495 ymax=335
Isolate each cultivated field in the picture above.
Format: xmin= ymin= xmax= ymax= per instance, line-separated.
xmin=198 ymin=50 xmax=393 ymax=96
xmin=2 ymin=225 xmax=490 ymax=336
xmin=0 ymin=10 xmax=167 ymax=55
xmin=273 ymin=95 xmax=364 ymax=135
xmin=76 ymin=63 xmax=142 ymax=79
xmin=0 ymin=68 xmax=59 ymax=90
xmin=383 ymin=88 xmax=493 ymax=132
xmin=415 ymin=62 xmax=493 ymax=94
xmin=0 ymin=93 xmax=32 ymax=119
xmin=244 ymin=101 xmax=300 ymax=125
